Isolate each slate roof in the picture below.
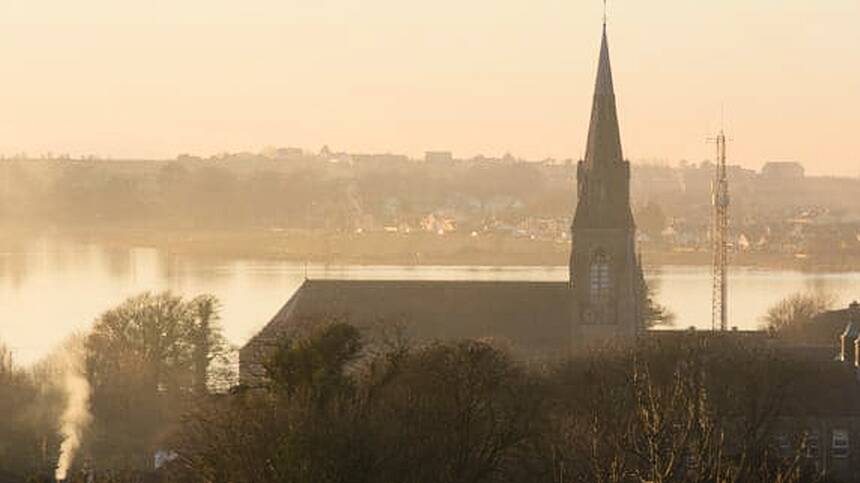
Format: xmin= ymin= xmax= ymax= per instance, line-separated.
xmin=240 ymin=279 xmax=575 ymax=383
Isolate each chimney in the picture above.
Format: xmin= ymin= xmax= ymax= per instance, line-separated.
xmin=849 ymin=302 xmax=860 ymax=367
xmin=840 ymin=321 xmax=858 ymax=363
xmin=855 ymin=336 xmax=860 ymax=369
xmin=850 ymin=301 xmax=860 ymax=324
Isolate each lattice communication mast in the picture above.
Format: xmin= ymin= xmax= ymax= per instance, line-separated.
xmin=710 ymin=131 xmax=729 ymax=331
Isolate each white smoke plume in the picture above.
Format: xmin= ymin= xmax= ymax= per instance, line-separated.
xmin=55 ymin=344 xmax=92 ymax=481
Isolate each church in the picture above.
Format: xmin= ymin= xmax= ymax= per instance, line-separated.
xmin=240 ymin=23 xmax=645 ymax=384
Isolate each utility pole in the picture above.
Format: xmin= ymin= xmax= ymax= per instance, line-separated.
xmin=709 ymin=131 xmax=729 ymax=331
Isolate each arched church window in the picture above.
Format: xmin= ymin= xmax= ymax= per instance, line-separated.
xmin=590 ymin=251 xmax=611 ymax=305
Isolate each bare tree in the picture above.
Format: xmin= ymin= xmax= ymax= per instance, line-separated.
xmin=84 ymin=291 xmax=231 ymax=470
xmin=761 ymin=291 xmax=835 ymax=341
xmin=169 ymin=325 xmax=830 ymax=483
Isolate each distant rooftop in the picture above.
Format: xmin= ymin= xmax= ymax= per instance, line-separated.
xmin=762 ymin=161 xmax=805 ymax=179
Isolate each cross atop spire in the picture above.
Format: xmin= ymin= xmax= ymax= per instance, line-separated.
xmin=603 ymin=0 xmax=607 ymax=28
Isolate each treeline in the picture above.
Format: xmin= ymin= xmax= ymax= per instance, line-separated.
xmin=0 ymin=292 xmax=231 ymax=481
xmin=3 ymin=157 xmax=860 ymax=243
xmin=0 ymin=159 xmax=570 ymax=231
xmin=0 ymin=293 xmax=846 ymax=482
xmin=0 ymin=343 xmax=55 ymax=481
xmin=165 ymin=325 xmax=834 ymax=483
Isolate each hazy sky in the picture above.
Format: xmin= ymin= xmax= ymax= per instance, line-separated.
xmin=0 ymin=1 xmax=858 ymax=175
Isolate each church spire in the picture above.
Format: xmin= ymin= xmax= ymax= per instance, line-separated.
xmin=569 ymin=9 xmax=642 ymax=334
xmin=583 ymin=22 xmax=623 ymax=167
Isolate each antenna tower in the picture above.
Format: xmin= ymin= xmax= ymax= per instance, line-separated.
xmin=710 ymin=131 xmax=729 ymax=331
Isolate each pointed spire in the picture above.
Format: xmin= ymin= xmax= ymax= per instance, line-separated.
xmin=594 ymin=25 xmax=614 ymax=96
xmin=584 ymin=23 xmax=623 ymax=166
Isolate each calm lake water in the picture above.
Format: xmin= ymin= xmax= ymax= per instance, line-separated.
xmin=3 ymin=237 xmax=860 ymax=365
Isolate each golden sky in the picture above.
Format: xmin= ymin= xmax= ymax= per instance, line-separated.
xmin=0 ymin=0 xmax=857 ymax=175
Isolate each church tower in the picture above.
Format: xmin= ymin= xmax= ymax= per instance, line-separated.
xmin=570 ymin=22 xmax=644 ymax=338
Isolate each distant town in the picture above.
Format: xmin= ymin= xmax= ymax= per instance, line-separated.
xmin=1 ymin=148 xmax=858 ymax=269
xmin=5 ymin=2 xmax=860 ymax=480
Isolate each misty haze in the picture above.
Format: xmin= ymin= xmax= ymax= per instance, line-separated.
xmin=2 ymin=1 xmax=860 ymax=483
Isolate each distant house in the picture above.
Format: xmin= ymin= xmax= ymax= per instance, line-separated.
xmin=272 ymin=147 xmax=303 ymax=161
xmin=762 ymin=162 xmax=805 ymax=180
xmin=425 ymin=151 xmax=454 ymax=164
xmin=353 ymin=153 xmax=409 ymax=167
xmin=421 ymin=212 xmax=457 ymax=234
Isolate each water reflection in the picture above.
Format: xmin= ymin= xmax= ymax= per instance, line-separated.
xmin=2 ymin=237 xmax=860 ymax=365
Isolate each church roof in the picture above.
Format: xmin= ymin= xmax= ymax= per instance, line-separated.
xmin=584 ymin=25 xmax=624 ymax=167
xmin=240 ymin=279 xmax=575 ymax=383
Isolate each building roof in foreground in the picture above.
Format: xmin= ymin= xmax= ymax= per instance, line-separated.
xmin=240 ymin=279 xmax=575 ymax=382
xmin=246 ymin=279 xmax=575 ymax=353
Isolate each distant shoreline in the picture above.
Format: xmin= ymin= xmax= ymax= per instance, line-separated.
xmin=3 ymin=225 xmax=860 ymax=273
